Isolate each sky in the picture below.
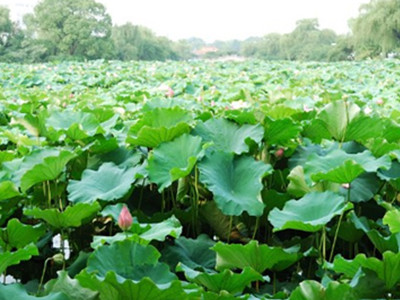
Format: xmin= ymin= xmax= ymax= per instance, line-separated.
xmin=0 ymin=0 xmax=369 ymax=42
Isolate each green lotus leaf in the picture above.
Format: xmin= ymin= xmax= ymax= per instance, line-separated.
xmin=0 ymin=218 xmax=46 ymax=250
xmin=268 ymin=191 xmax=352 ymax=232
xmin=330 ymin=252 xmax=400 ymax=289
xmin=289 ymin=280 xmax=356 ymax=300
xmin=147 ymin=134 xmax=204 ymax=191
xmin=24 ymin=202 xmax=101 ymax=229
xmin=99 ymin=203 xmax=125 ymax=222
xmin=287 ymin=166 xmax=312 ymax=197
xmin=67 ymin=163 xmax=137 ymax=203
xmin=304 ymin=149 xmax=391 ymax=184
xmin=193 ymin=118 xmax=264 ymax=154
xmin=21 ymin=150 xmax=77 ymax=192
xmin=350 ymin=211 xmax=400 ymax=253
xmin=92 ymin=215 xmax=182 ymax=248
xmin=349 ymin=268 xmax=386 ymax=299
xmin=383 ymin=209 xmax=400 ymax=234
xmin=45 ymin=271 xmax=98 ymax=300
xmin=198 ymin=151 xmax=272 ymax=216
xmin=264 ymin=117 xmax=301 ymax=145
xmin=77 ymin=271 xmax=198 ymax=300
xmin=161 ymin=234 xmax=216 ymax=271
xmin=378 ymin=160 xmax=400 ymax=181
xmin=344 ymin=115 xmax=384 ymax=142
xmin=126 ymin=107 xmax=192 ymax=148
xmin=0 ymin=181 xmax=20 ymax=201
xmin=317 ymin=100 xmax=360 ymax=141
xmin=178 ymin=264 xmax=263 ymax=294
xmin=3 ymin=148 xmax=76 ymax=192
xmin=86 ymin=240 xmax=176 ymax=284
xmin=0 ymin=283 xmax=69 ymax=300
xmin=212 ymin=240 xmax=302 ymax=273
xmin=339 ymin=173 xmax=381 ymax=203
xmin=47 ymin=111 xmax=100 ymax=139
xmin=0 ymin=243 xmax=38 ymax=274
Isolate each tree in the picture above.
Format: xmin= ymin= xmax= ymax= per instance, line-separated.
xmin=112 ymin=23 xmax=179 ymax=61
xmin=351 ymin=0 xmax=400 ymax=58
xmin=280 ymin=19 xmax=337 ymax=61
xmin=0 ymin=6 xmax=27 ymax=62
xmin=24 ymin=0 xmax=113 ymax=60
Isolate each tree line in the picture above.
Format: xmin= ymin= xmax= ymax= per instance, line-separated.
xmin=0 ymin=0 xmax=398 ymax=62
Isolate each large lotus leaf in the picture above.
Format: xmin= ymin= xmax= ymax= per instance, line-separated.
xmin=24 ymin=202 xmax=101 ymax=229
xmin=349 ymin=268 xmax=386 ymax=299
xmin=0 ymin=243 xmax=38 ymax=274
xmin=161 ymin=234 xmax=216 ymax=271
xmin=77 ymin=271 xmax=198 ymax=300
xmin=0 ymin=181 xmax=20 ymax=200
xmin=147 ymin=134 xmax=204 ymax=191
xmin=198 ymin=151 xmax=272 ymax=216
xmin=287 ymin=166 xmax=312 ymax=197
xmin=45 ymin=271 xmax=98 ymax=300
xmin=92 ymin=215 xmax=182 ymax=248
xmin=264 ymin=117 xmax=301 ymax=145
xmin=350 ymin=211 xmax=400 ymax=253
xmin=303 ymin=119 xmax=331 ymax=143
xmin=0 ymin=218 xmax=46 ymax=250
xmin=193 ymin=118 xmax=264 ymax=154
xmin=86 ymin=240 xmax=176 ymax=284
xmin=47 ymin=111 xmax=100 ymax=139
xmin=339 ymin=173 xmax=381 ymax=203
xmin=212 ymin=240 xmax=302 ymax=273
xmin=0 ymin=284 xmax=69 ymax=300
xmin=266 ymin=104 xmax=299 ymax=120
xmin=383 ymin=209 xmax=400 ymax=234
xmin=378 ymin=160 xmax=400 ymax=181
xmin=304 ymin=149 xmax=391 ymax=183
xmin=268 ymin=191 xmax=352 ymax=232
xmin=330 ymin=252 xmax=400 ymax=289
xmin=344 ymin=115 xmax=384 ymax=142
xmin=126 ymin=107 xmax=192 ymax=148
xmin=178 ymin=264 xmax=263 ymax=294
xmin=289 ymin=280 xmax=356 ymax=300
xmin=21 ymin=150 xmax=77 ymax=192
xmin=67 ymin=163 xmax=137 ymax=204
xmin=2 ymin=148 xmax=75 ymax=191
xmin=317 ymin=100 xmax=360 ymax=141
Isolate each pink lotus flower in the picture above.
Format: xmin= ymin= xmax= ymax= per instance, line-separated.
xmin=275 ymin=148 xmax=284 ymax=159
xmin=165 ymin=87 xmax=174 ymax=98
xmin=376 ymin=98 xmax=384 ymax=105
xmin=118 ymin=205 xmax=132 ymax=231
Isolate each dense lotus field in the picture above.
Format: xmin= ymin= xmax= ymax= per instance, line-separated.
xmin=1 ymin=59 xmax=400 ymax=299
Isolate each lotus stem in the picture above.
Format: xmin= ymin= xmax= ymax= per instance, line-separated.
xmin=252 ymin=217 xmax=260 ymax=240
xmin=329 ymin=212 xmax=344 ymax=262
xmin=227 ymin=216 xmax=233 ymax=243
xmin=37 ymin=257 xmax=51 ymax=296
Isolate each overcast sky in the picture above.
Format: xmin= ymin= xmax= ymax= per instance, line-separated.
xmin=1 ymin=0 xmax=369 ymax=42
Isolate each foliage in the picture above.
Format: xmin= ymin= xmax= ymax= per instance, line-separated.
xmin=0 ymin=59 xmax=398 ymax=299
xmin=350 ymin=0 xmax=400 ymax=58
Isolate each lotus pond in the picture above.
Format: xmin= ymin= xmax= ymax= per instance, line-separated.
xmin=0 ymin=59 xmax=400 ymax=299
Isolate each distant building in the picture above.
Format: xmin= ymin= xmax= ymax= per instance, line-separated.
xmin=193 ymin=46 xmax=219 ymax=56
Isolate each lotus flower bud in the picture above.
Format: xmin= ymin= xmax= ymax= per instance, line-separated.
xmin=376 ymin=98 xmax=384 ymax=105
xmin=118 ymin=205 xmax=133 ymax=231
xmin=275 ymin=148 xmax=284 ymax=159
xmin=52 ymin=253 xmax=64 ymax=264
